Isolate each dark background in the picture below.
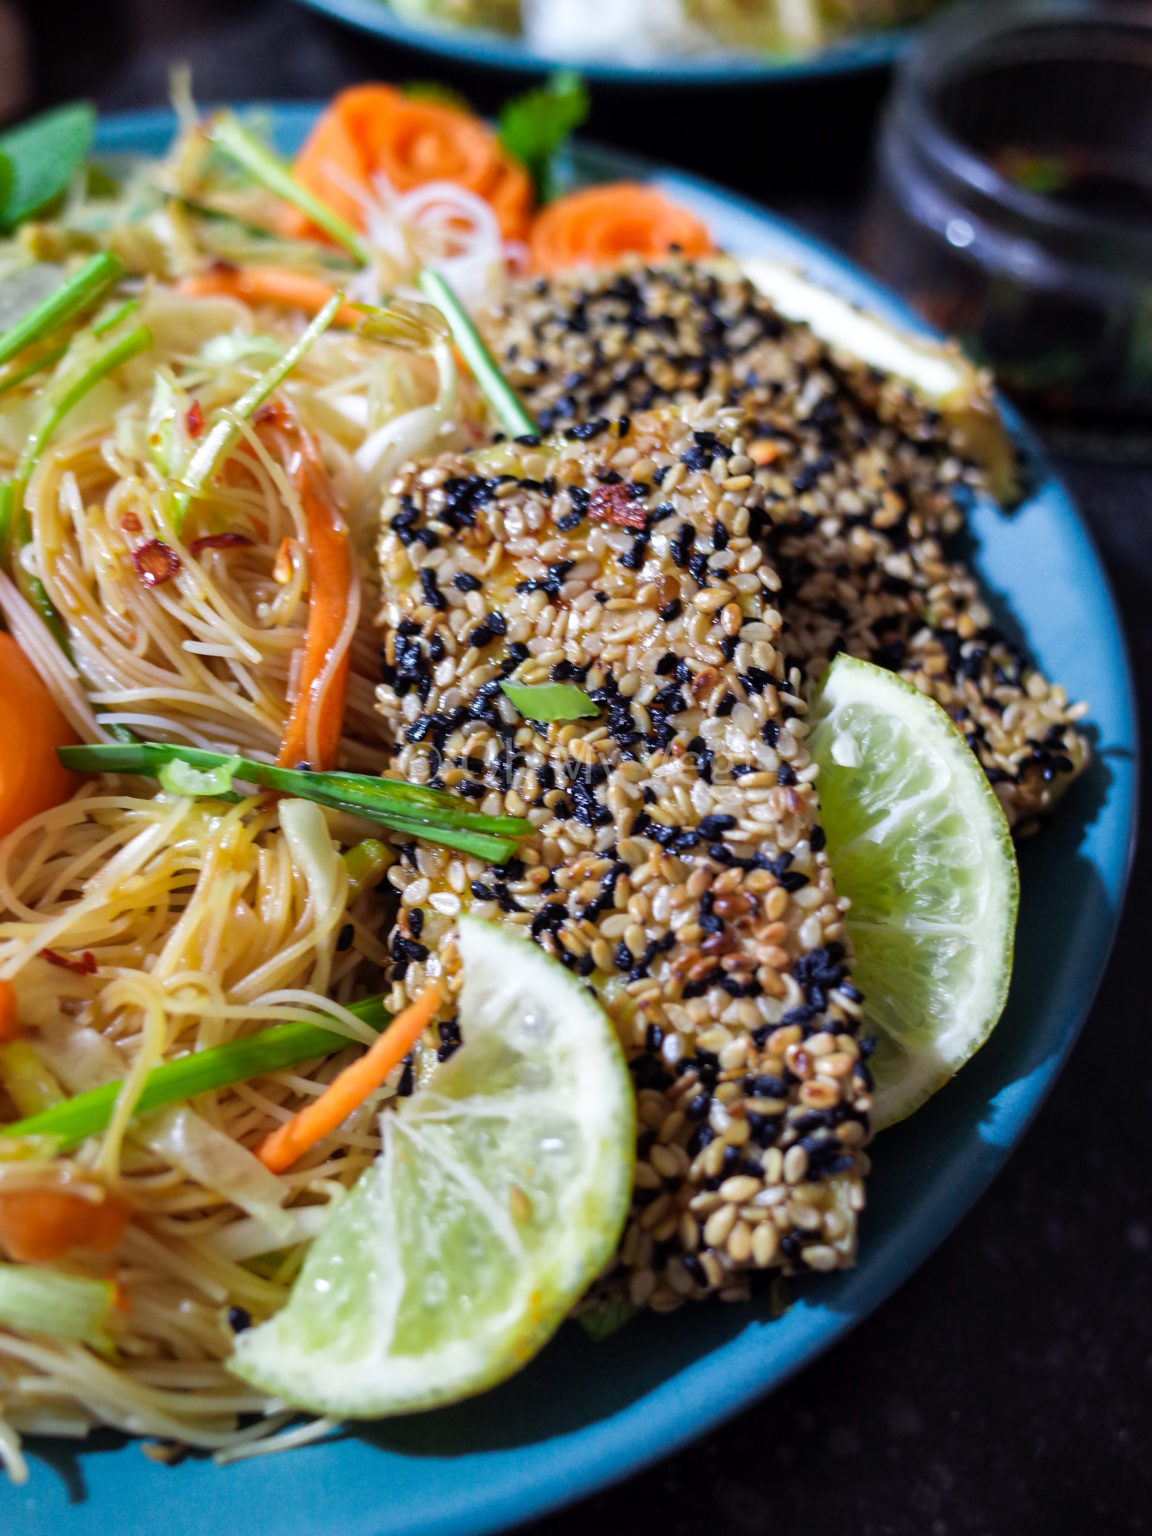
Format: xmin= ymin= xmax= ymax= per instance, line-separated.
xmin=8 ymin=2 xmax=1150 ymax=1531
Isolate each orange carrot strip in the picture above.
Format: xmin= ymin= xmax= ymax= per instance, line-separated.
xmin=0 ymin=1186 xmax=130 ymax=1263
xmin=257 ymin=983 xmax=442 ymax=1173
xmin=259 ymin=409 xmax=353 ymax=773
xmin=0 ymin=981 xmax=17 ymax=1044
xmin=528 ymin=182 xmax=713 ymax=276
xmin=179 ymin=268 xmax=363 ymax=327
xmin=288 ymin=84 xmax=533 ymax=244
xmin=0 ymin=633 xmax=78 ymax=839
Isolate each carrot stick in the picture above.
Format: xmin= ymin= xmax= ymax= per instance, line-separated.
xmin=257 ymin=983 xmax=442 ymax=1172
xmin=528 ymin=182 xmax=713 ymax=275
xmin=262 ymin=411 xmax=354 ymax=773
xmin=179 ymin=267 xmax=363 ymax=327
xmin=0 ymin=982 xmax=17 ymax=1044
xmin=0 ymin=1186 xmax=130 ymax=1263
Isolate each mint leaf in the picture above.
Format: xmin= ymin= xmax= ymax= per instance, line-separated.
xmin=0 ymin=102 xmax=95 ymax=232
xmin=498 ymin=72 xmax=589 ymax=203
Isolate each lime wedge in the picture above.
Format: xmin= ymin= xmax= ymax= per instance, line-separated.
xmin=808 ymin=655 xmax=1019 ymax=1129
xmin=230 ymin=916 xmax=635 ymax=1417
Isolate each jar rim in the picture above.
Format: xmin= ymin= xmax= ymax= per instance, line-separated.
xmin=891 ymin=0 xmax=1152 ymax=263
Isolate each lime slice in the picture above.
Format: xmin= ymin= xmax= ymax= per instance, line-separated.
xmin=230 ymin=916 xmax=635 ymax=1417
xmin=808 ymin=655 xmax=1019 ymax=1129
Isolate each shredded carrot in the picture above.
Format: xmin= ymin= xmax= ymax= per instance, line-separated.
xmin=0 ymin=1185 xmax=130 ymax=1263
xmin=528 ymin=181 xmax=713 ymax=275
xmin=288 ymin=84 xmax=532 ymax=244
xmin=255 ymin=403 xmax=354 ymax=773
xmin=179 ymin=267 xmax=363 ymax=327
xmin=0 ymin=633 xmax=79 ymax=839
xmin=0 ymin=981 xmax=17 ymax=1044
xmin=257 ymin=983 xmax=442 ymax=1173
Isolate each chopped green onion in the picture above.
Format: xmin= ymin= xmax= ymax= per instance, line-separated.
xmin=500 ymin=681 xmax=599 ymax=721
xmin=57 ymin=741 xmax=531 ymax=863
xmin=0 ymin=340 xmax=68 ymax=399
xmin=343 ymin=837 xmax=394 ymax=896
xmin=0 ymin=1263 xmax=115 ymax=1351
xmin=0 ymin=251 xmax=121 ymax=370
xmin=207 ymin=111 xmax=370 ymax=266
xmin=170 ymin=292 xmax=342 ymax=533
xmin=156 ymin=753 xmax=242 ymax=797
xmin=418 ymin=268 xmax=537 ymax=439
xmin=4 ymin=998 xmax=391 ymax=1153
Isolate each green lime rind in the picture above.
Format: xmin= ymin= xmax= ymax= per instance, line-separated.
xmin=229 ymin=916 xmax=635 ymax=1417
xmin=809 ymin=655 xmax=1019 ymax=1130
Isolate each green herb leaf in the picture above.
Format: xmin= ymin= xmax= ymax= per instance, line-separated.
xmin=4 ymin=998 xmax=391 ymax=1152
xmin=0 ymin=102 xmax=96 ymax=232
xmin=498 ymin=71 xmax=589 ymax=203
xmin=499 ymin=681 xmax=599 ymax=722
xmin=157 ymin=754 xmax=243 ymax=798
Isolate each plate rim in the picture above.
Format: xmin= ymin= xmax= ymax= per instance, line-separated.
xmin=7 ymin=104 xmax=1139 ymax=1536
xmin=286 ymin=0 xmax=912 ymax=83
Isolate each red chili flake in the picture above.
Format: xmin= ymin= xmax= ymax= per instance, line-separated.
xmin=185 ymin=399 xmax=204 ymax=438
xmin=119 ymin=511 xmax=142 ymax=534
xmin=587 ymin=483 xmax=647 ymax=530
xmin=131 ymin=539 xmax=181 ymax=588
xmin=43 ymin=949 xmax=98 ymax=976
xmin=188 ymin=532 xmax=254 ymax=558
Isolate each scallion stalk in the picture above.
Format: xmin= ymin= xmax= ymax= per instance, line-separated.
xmin=57 ymin=740 xmax=531 ymax=862
xmin=4 ymin=997 xmax=391 ymax=1153
xmin=0 ymin=251 xmax=122 ymax=371
xmin=418 ymin=268 xmax=538 ymax=439
xmin=207 ymin=112 xmax=370 ymax=266
xmin=500 ymin=680 xmax=598 ymax=722
xmin=170 ymin=292 xmax=342 ymax=533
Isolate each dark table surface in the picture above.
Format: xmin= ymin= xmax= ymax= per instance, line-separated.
xmin=14 ymin=2 xmax=1152 ymax=1531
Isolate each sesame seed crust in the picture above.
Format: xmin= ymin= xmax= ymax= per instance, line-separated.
xmin=481 ymin=257 xmax=1089 ymax=832
xmin=375 ymin=405 xmax=869 ymax=1309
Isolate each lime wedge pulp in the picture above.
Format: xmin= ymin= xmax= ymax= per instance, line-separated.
xmin=808 ymin=655 xmax=1020 ymax=1129
xmin=230 ymin=916 xmax=635 ymax=1417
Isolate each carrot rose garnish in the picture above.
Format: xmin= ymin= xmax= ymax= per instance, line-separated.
xmin=528 ymin=181 xmax=713 ymax=275
xmin=289 ymin=85 xmax=532 ymax=244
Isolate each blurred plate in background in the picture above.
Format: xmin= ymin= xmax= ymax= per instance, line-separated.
xmin=287 ymin=0 xmax=916 ymax=84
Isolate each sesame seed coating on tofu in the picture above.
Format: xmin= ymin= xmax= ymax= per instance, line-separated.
xmin=481 ymin=258 xmax=1088 ymax=831
xmin=376 ymin=407 xmax=870 ymax=1309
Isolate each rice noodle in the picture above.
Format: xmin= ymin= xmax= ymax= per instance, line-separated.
xmin=0 ymin=791 xmax=394 ymax=1458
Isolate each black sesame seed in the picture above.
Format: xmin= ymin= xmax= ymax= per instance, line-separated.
xmin=336 ymin=923 xmax=354 ymax=952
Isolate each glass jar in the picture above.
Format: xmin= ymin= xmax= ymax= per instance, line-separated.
xmin=860 ymin=0 xmax=1152 ymax=428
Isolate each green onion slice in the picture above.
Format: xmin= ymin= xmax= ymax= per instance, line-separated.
xmin=4 ymin=997 xmax=390 ymax=1153
xmin=499 ymin=681 xmax=599 ymax=721
xmin=58 ymin=741 xmax=531 ymax=863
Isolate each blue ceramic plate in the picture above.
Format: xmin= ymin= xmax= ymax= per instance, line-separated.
xmin=287 ymin=0 xmax=912 ymax=83
xmin=9 ymin=107 xmax=1137 ymax=1536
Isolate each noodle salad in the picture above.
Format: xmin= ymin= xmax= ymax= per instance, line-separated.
xmin=0 ymin=78 xmax=1049 ymax=1484
xmin=0 ymin=79 xmax=727 ymax=1476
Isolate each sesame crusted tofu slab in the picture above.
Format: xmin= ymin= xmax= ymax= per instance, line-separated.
xmin=482 ymin=255 xmax=1089 ymax=833
xmin=376 ymin=406 xmax=870 ymax=1310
